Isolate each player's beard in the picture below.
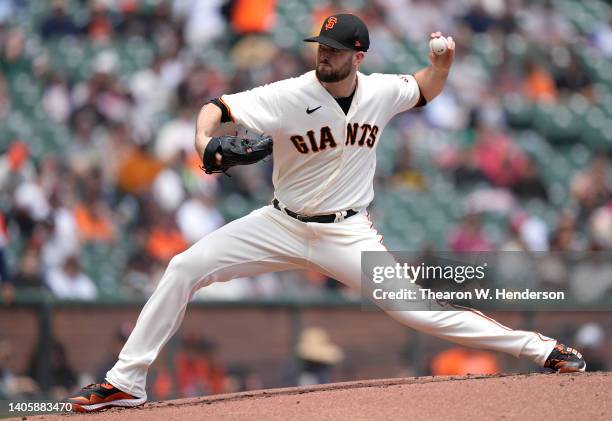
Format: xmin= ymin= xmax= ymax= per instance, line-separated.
xmin=316 ymin=55 xmax=353 ymax=83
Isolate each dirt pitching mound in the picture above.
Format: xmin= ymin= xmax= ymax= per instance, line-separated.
xmin=25 ymin=372 xmax=611 ymax=421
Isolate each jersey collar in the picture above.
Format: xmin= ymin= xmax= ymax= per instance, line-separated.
xmin=312 ymin=71 xmax=361 ymax=119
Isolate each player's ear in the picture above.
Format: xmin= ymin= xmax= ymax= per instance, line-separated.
xmin=354 ymin=51 xmax=365 ymax=66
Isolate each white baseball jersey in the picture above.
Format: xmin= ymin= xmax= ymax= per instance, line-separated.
xmin=221 ymin=70 xmax=421 ymax=215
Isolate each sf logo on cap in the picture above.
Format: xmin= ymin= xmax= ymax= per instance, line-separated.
xmin=325 ymin=16 xmax=338 ymax=30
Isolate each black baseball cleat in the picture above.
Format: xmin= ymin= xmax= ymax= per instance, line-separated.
xmin=544 ymin=343 xmax=587 ymax=373
xmin=64 ymin=382 xmax=146 ymax=412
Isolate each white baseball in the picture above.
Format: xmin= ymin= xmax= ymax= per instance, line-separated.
xmin=429 ymin=37 xmax=447 ymax=55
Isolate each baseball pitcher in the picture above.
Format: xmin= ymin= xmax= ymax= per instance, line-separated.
xmin=66 ymin=14 xmax=586 ymax=412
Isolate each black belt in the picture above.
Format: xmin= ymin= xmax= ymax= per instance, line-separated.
xmin=272 ymin=199 xmax=358 ymax=223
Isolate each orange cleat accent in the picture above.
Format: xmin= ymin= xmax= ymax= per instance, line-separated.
xmin=64 ymin=382 xmax=146 ymax=412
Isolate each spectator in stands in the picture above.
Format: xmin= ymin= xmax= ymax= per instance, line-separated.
xmin=148 ymin=1 xmax=177 ymax=40
xmin=129 ymin=55 xmax=173 ymax=139
xmin=73 ymin=196 xmax=116 ymax=244
xmin=473 ymin=124 xmax=528 ymax=188
xmin=83 ymin=0 xmax=115 ymax=42
xmin=523 ymin=60 xmax=558 ymax=103
xmin=511 ymin=159 xmax=549 ymax=202
xmin=230 ymin=0 xmax=276 ymax=36
xmin=27 ymin=338 xmax=77 ymax=399
xmin=116 ymin=143 xmax=164 ymax=194
xmin=589 ymin=201 xmax=612 ymax=249
xmin=146 ymin=212 xmax=188 ymax=263
xmin=511 ymin=212 xmax=549 ymax=252
xmin=92 ymin=71 xmax=132 ymax=125
xmin=42 ymin=73 xmax=71 ymax=123
xmin=294 ymin=327 xmax=344 ymax=386
xmin=0 ymin=28 xmax=31 ymax=81
xmin=40 ymin=189 xmax=79 ymax=270
xmin=97 ymin=122 xmax=134 ymax=186
xmin=571 ymin=155 xmax=611 ymax=226
xmin=154 ymin=105 xmax=197 ymax=163
xmin=176 ymin=184 xmax=224 ymax=244
xmin=67 ymin=107 xmax=106 ymax=175
xmin=462 ymin=3 xmax=495 ymax=34
xmin=448 ymin=213 xmax=492 ymax=252
xmin=40 ymin=0 xmax=78 ymax=38
xmin=0 ymin=141 xmax=34 ymax=196
xmin=119 ymin=219 xmax=158 ymax=297
xmin=173 ymin=0 xmax=226 ymax=47
xmin=449 ymin=148 xmax=488 ymax=189
xmin=550 ymin=210 xmax=583 ymax=252
xmin=152 ymin=165 xmax=185 ymax=213
xmin=12 ymin=174 xmax=52 ymax=240
xmin=0 ymin=336 xmax=38 ymax=398
xmin=122 ymin=252 xmax=155 ymax=297
xmin=115 ymin=0 xmax=148 ymax=38
xmin=45 ymin=255 xmax=98 ymax=300
xmin=574 ymin=323 xmax=608 ymax=371
xmin=11 ymin=245 xmax=45 ymax=291
xmin=390 ymin=142 xmax=426 ymax=191
xmin=554 ymin=53 xmax=593 ymax=99
xmin=175 ymin=334 xmax=226 ymax=397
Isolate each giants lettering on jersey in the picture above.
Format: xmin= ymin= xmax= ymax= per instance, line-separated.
xmin=290 ymin=123 xmax=379 ymax=154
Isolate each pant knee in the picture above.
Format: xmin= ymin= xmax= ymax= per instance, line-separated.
xmin=163 ymin=240 xmax=240 ymax=291
xmin=164 ymin=251 xmax=210 ymax=290
xmin=166 ymin=253 xmax=187 ymax=277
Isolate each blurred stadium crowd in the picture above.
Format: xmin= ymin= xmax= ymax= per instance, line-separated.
xmin=1 ymin=0 xmax=612 ymax=403
xmin=0 ymin=0 xmax=611 ymax=304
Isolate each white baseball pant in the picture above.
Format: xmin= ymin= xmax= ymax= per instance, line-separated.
xmin=106 ymin=205 xmax=557 ymax=399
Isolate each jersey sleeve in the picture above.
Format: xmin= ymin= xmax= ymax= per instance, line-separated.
xmin=220 ymin=83 xmax=279 ymax=136
xmin=389 ymin=74 xmax=422 ymax=113
xmin=372 ymin=73 xmax=422 ymax=119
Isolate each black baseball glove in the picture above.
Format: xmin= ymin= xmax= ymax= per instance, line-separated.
xmin=201 ymin=135 xmax=273 ymax=175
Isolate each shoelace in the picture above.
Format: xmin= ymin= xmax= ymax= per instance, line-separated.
xmin=555 ymin=346 xmax=582 ymax=359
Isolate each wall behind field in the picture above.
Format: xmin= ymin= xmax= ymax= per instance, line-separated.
xmin=2 ymin=303 xmax=611 ymax=396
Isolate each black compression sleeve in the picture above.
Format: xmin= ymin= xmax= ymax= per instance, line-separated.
xmin=209 ymin=98 xmax=232 ymax=123
xmin=411 ymin=74 xmax=428 ymax=107
xmin=415 ymin=92 xmax=427 ymax=107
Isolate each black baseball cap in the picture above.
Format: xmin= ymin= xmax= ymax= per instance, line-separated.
xmin=304 ymin=13 xmax=369 ymax=52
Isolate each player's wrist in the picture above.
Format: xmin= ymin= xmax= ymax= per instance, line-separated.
xmin=430 ymin=65 xmax=450 ymax=76
xmin=195 ymin=135 xmax=212 ymax=158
